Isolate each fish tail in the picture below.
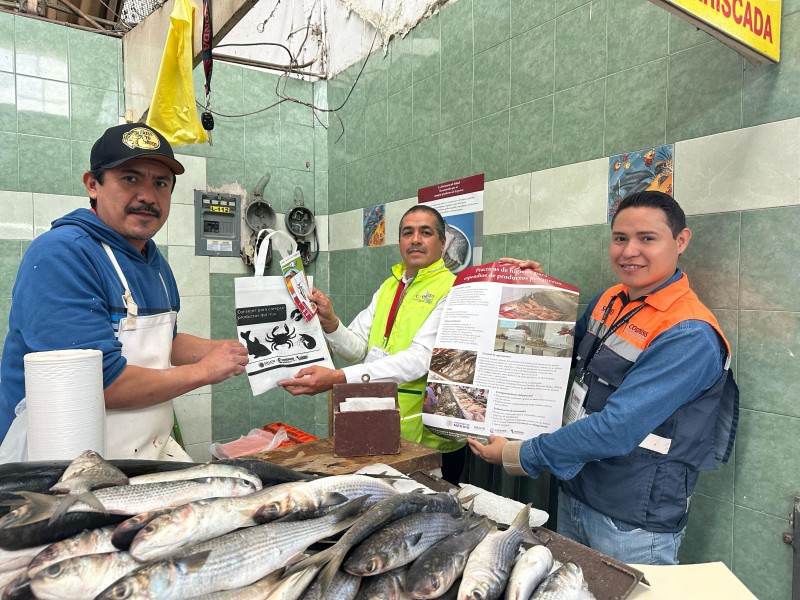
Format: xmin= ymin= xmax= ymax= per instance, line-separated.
xmin=285 ymin=544 xmax=340 ymax=576
xmin=307 ymin=553 xmax=345 ymax=598
xmin=48 ymin=491 xmax=107 ymax=525
xmin=514 ymin=503 xmax=545 ymax=546
xmin=1 ymin=492 xmax=59 ymax=528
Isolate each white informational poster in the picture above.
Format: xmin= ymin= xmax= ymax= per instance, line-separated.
xmin=422 ymin=262 xmax=580 ymax=443
xmin=418 ymin=174 xmax=484 ymax=273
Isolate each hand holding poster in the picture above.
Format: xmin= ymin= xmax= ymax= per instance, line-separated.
xmin=423 ymin=262 xmax=579 ymax=443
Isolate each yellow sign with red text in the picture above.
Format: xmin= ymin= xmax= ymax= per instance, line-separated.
xmin=651 ymin=0 xmax=781 ymax=63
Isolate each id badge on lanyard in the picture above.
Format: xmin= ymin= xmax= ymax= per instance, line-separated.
xmin=564 ymin=377 xmax=588 ymax=425
xmin=366 ymin=346 xmax=389 ymax=363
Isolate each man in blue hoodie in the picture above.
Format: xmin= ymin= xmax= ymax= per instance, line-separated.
xmin=0 ymin=123 xmax=248 ymax=459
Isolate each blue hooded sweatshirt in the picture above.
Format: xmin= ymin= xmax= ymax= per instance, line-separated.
xmin=0 ymin=208 xmax=180 ymax=440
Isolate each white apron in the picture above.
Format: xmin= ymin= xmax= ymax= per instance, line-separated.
xmin=102 ymin=244 xmax=191 ymax=461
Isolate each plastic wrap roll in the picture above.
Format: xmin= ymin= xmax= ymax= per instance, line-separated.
xmin=24 ymin=349 xmax=106 ymax=460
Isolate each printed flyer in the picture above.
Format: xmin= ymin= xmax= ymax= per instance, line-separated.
xmin=423 ymin=262 xmax=579 ymax=443
xmin=418 ymin=174 xmax=484 ymax=274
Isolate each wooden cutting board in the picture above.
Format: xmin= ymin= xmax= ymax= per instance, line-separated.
xmin=252 ymin=437 xmax=441 ymax=475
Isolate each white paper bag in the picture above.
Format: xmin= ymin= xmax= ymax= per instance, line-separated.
xmin=235 ymin=229 xmax=333 ymax=395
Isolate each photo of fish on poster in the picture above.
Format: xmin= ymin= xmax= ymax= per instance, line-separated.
xmin=424 ymin=382 xmax=489 ymax=423
xmin=363 ymin=204 xmax=385 ymax=247
xmin=418 ymin=174 xmax=484 ymax=274
xmin=429 ymin=348 xmax=477 ymax=384
xmin=608 ymin=144 xmax=674 ymax=222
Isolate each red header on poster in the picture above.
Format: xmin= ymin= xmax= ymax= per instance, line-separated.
xmin=418 ymin=174 xmax=484 ymax=203
xmin=455 ymin=262 xmax=579 ymax=293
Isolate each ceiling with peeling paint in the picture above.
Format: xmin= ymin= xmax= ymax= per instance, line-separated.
xmin=213 ymin=0 xmax=451 ymax=78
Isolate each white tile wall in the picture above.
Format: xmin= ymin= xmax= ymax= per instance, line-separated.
xmin=327 ymin=209 xmax=363 ymax=250
xmin=177 ymin=294 xmax=210 ymax=338
xmin=385 ymin=196 xmax=417 ymax=245
xmin=167 ymin=202 xmax=196 ymax=246
xmin=210 ymin=256 xmax=249 ymax=274
xmin=174 ymin=392 xmax=212 ymax=445
xmin=529 ymin=158 xmax=608 ymax=230
xmin=185 ymin=441 xmax=213 ymax=463
xmin=484 ymin=173 xmax=532 ymax=235
xmin=32 ymin=194 xmax=89 ymax=237
xmin=0 ymin=192 xmax=34 ymax=240
xmin=168 ymin=245 xmax=210 ymax=296
xmin=172 ymin=154 xmax=206 ymax=206
xmin=315 ymin=215 xmax=329 ymax=252
xmin=675 ymin=118 xmax=800 ymax=215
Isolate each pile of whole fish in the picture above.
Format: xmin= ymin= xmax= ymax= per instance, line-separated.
xmin=0 ymin=450 xmax=597 ymax=600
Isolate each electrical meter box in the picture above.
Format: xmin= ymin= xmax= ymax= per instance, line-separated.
xmin=194 ymin=191 xmax=241 ymax=257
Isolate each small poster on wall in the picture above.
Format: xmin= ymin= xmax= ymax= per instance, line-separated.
xmin=363 ymin=204 xmax=386 ymax=247
xmin=608 ymin=144 xmax=674 ymax=222
xmin=418 ymin=174 xmax=484 ymax=274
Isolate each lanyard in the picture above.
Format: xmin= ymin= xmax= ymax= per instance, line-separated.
xmin=579 ymin=294 xmax=647 ymax=379
xmin=383 ymin=277 xmax=413 ymax=347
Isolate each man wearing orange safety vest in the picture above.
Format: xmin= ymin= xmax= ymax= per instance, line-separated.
xmin=279 ymin=205 xmax=466 ymax=483
xmin=468 ymin=191 xmax=738 ymax=565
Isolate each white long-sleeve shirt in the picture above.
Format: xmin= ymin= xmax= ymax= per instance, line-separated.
xmin=323 ymin=284 xmax=445 ymax=385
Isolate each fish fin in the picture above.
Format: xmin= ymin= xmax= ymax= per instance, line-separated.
xmin=330 ymin=495 xmax=370 ymax=521
xmin=48 ymin=491 xmax=107 ymax=526
xmin=284 ymin=545 xmax=337 ymax=576
xmin=523 ymin=526 xmax=548 ymax=546
xmin=403 ymin=531 xmax=424 ymax=548
xmin=0 ymin=498 xmax=26 ymax=509
xmin=457 ymin=492 xmax=479 ymax=505
xmin=510 ymin=503 xmax=540 ymax=544
xmin=318 ymin=491 xmax=350 ymax=509
xmin=300 ymin=552 xmax=342 ymax=598
xmin=0 ymin=492 xmax=59 ymax=528
xmin=175 ymin=550 xmax=212 ymax=574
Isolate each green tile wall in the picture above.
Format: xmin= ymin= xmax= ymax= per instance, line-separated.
xmin=4 ymin=5 xmax=800 ymax=598
xmin=320 ymin=5 xmax=800 ymax=598
xmin=326 ymin=6 xmax=800 ymax=211
xmin=0 ymin=14 xmax=121 ymax=195
xmin=0 ymin=13 xmax=327 ymax=445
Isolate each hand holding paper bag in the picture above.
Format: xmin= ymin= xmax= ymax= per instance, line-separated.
xmin=234 ymin=230 xmax=334 ymax=395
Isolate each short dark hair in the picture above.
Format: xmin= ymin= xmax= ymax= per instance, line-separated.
xmin=87 ymin=167 xmax=177 ymax=209
xmin=399 ymin=205 xmax=446 ymax=242
xmin=612 ymin=191 xmax=686 ymax=238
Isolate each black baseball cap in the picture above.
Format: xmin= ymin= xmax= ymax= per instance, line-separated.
xmin=90 ymin=123 xmax=185 ymax=175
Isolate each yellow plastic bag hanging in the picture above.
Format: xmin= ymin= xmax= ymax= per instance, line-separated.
xmin=146 ymin=0 xmax=208 ymax=146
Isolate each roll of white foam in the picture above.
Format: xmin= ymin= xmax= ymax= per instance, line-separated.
xmin=24 ymin=349 xmax=106 ymax=460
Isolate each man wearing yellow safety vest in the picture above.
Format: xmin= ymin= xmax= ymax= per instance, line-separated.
xmin=279 ymin=205 xmax=466 ymax=483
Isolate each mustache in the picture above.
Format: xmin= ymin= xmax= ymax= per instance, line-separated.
xmin=406 ymin=245 xmax=428 ymax=254
xmin=126 ymin=204 xmax=161 ymax=218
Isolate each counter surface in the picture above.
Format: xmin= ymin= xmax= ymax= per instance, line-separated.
xmin=251 ymin=437 xmax=441 ymax=475
xmin=628 ymin=562 xmax=756 ymax=599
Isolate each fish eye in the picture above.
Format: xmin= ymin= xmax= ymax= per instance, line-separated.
xmin=44 ymin=563 xmax=62 ymax=576
xmin=110 ymin=582 xmax=134 ymax=599
xmin=142 ymin=524 xmax=156 ymax=533
xmin=430 ymin=575 xmax=439 ymax=589
xmin=368 ymin=557 xmax=382 ymax=573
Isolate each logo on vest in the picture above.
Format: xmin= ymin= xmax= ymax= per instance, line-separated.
xmin=414 ymin=291 xmax=435 ymax=304
xmin=627 ymin=323 xmax=649 ymax=340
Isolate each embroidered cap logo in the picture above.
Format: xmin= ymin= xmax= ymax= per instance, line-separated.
xmin=122 ymin=127 xmax=161 ymax=151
